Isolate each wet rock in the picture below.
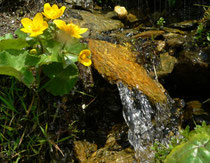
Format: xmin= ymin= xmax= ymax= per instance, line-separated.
xmin=162 ymin=46 xmax=210 ymax=102
xmin=88 ymin=39 xmax=167 ymax=103
xmin=170 ymin=20 xmax=198 ymax=30
xmin=74 ymin=140 xmax=97 ymax=162
xmin=179 ymin=49 xmax=209 ymax=67
xmin=65 ymin=10 xmax=124 ymax=35
xmin=183 ymin=100 xmax=209 ymax=126
xmin=156 ymin=40 xmax=166 ymax=52
xmin=133 ymin=30 xmax=165 ymax=39
xmin=156 ymin=52 xmax=178 ymax=76
xmin=86 ymin=124 xmax=135 ymax=163
xmin=163 ymin=27 xmax=185 ymax=35
xmin=126 ymin=13 xmax=139 ymax=23
xmin=65 ymin=0 xmax=94 ymax=9
xmin=87 ymin=147 xmax=135 ymax=163
xmin=166 ymin=37 xmax=184 ymax=47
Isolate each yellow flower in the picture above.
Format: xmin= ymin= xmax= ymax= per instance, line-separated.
xmin=78 ymin=49 xmax=92 ymax=66
xmin=42 ymin=3 xmax=66 ymax=19
xmin=53 ymin=20 xmax=88 ymax=38
xmin=20 ymin=13 xmax=48 ymax=37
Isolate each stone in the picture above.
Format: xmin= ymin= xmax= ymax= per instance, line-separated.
xmin=157 ymin=52 xmax=178 ymax=76
xmin=88 ymin=39 xmax=167 ymax=103
xmin=114 ymin=6 xmax=128 ymax=19
xmin=65 ymin=0 xmax=94 ymax=9
xmin=74 ymin=140 xmax=97 ymax=162
xmin=66 ymin=10 xmax=124 ymax=35
xmin=170 ymin=20 xmax=198 ymax=30
xmin=133 ymin=30 xmax=165 ymax=39
xmin=126 ymin=13 xmax=138 ymax=23
xmin=156 ymin=40 xmax=166 ymax=52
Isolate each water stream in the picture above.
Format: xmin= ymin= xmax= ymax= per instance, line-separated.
xmin=117 ymin=82 xmax=179 ymax=162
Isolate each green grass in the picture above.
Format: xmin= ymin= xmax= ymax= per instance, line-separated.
xmin=0 ymin=77 xmax=80 ymax=162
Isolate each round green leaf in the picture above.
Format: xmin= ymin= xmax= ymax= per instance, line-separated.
xmin=0 ymin=50 xmax=34 ymax=87
xmin=42 ymin=62 xmax=78 ymax=96
xmin=165 ymin=126 xmax=210 ymax=163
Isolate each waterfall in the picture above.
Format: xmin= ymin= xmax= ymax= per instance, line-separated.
xmin=117 ymin=82 xmax=179 ymax=162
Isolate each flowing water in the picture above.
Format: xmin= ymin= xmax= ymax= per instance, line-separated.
xmin=117 ymin=82 xmax=179 ymax=162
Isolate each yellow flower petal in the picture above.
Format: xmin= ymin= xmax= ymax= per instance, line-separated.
xmin=52 ymin=4 xmax=58 ymax=10
xmin=41 ymin=21 xmax=49 ymax=31
xmin=53 ymin=19 xmax=67 ymax=31
xmin=79 ymin=28 xmax=88 ymax=34
xmin=60 ymin=6 xmax=66 ymax=16
xmin=33 ymin=13 xmax=43 ymax=24
xmin=78 ymin=49 xmax=92 ymax=66
xmin=44 ymin=3 xmax=51 ymax=12
xmin=81 ymin=59 xmax=92 ymax=66
xmin=30 ymin=31 xmax=43 ymax=37
xmin=20 ymin=28 xmax=31 ymax=33
xmin=21 ymin=18 xmax=33 ymax=29
xmin=20 ymin=13 xmax=48 ymax=37
xmin=42 ymin=3 xmax=66 ymax=19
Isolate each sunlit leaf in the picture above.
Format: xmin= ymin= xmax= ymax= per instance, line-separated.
xmin=0 ymin=50 xmax=34 ymax=87
xmin=165 ymin=125 xmax=210 ymax=163
xmin=0 ymin=38 xmax=29 ymax=50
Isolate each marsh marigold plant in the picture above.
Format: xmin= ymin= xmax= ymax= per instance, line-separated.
xmin=42 ymin=3 xmax=66 ymax=19
xmin=1 ymin=3 xmax=92 ymax=97
xmin=20 ymin=13 xmax=48 ymax=37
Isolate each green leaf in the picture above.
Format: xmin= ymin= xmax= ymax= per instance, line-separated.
xmin=15 ymin=28 xmax=28 ymax=39
xmin=0 ymin=38 xmax=29 ymax=50
xmin=25 ymin=54 xmax=41 ymax=66
xmin=0 ymin=33 xmax=13 ymax=40
xmin=42 ymin=62 xmax=78 ymax=96
xmin=45 ymin=39 xmax=63 ymax=62
xmin=0 ymin=50 xmax=34 ymax=87
xmin=165 ymin=125 xmax=210 ymax=163
xmin=65 ymin=39 xmax=87 ymax=55
xmin=65 ymin=53 xmax=78 ymax=63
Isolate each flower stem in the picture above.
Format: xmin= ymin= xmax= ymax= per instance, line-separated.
xmin=37 ymin=36 xmax=44 ymax=53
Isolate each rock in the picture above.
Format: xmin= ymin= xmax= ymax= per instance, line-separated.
xmin=87 ymin=147 xmax=135 ymax=163
xmin=114 ymin=6 xmax=128 ymax=19
xmin=66 ymin=10 xmax=124 ymax=35
xmin=65 ymin=0 xmax=94 ymax=9
xmin=184 ymin=100 xmax=209 ymax=125
xmin=74 ymin=140 xmax=97 ymax=162
xmin=156 ymin=52 xmax=178 ymax=76
xmin=179 ymin=49 xmax=208 ymax=67
xmin=163 ymin=27 xmax=185 ymax=34
xmin=133 ymin=30 xmax=165 ymax=39
xmin=170 ymin=20 xmax=198 ymax=30
xmin=156 ymin=40 xmax=166 ymax=52
xmin=166 ymin=37 xmax=184 ymax=47
xmin=86 ymin=124 xmax=135 ymax=163
xmin=126 ymin=13 xmax=139 ymax=23
xmin=88 ymin=39 xmax=167 ymax=103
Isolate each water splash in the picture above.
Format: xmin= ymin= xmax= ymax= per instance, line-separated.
xmin=117 ymin=82 xmax=178 ymax=162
